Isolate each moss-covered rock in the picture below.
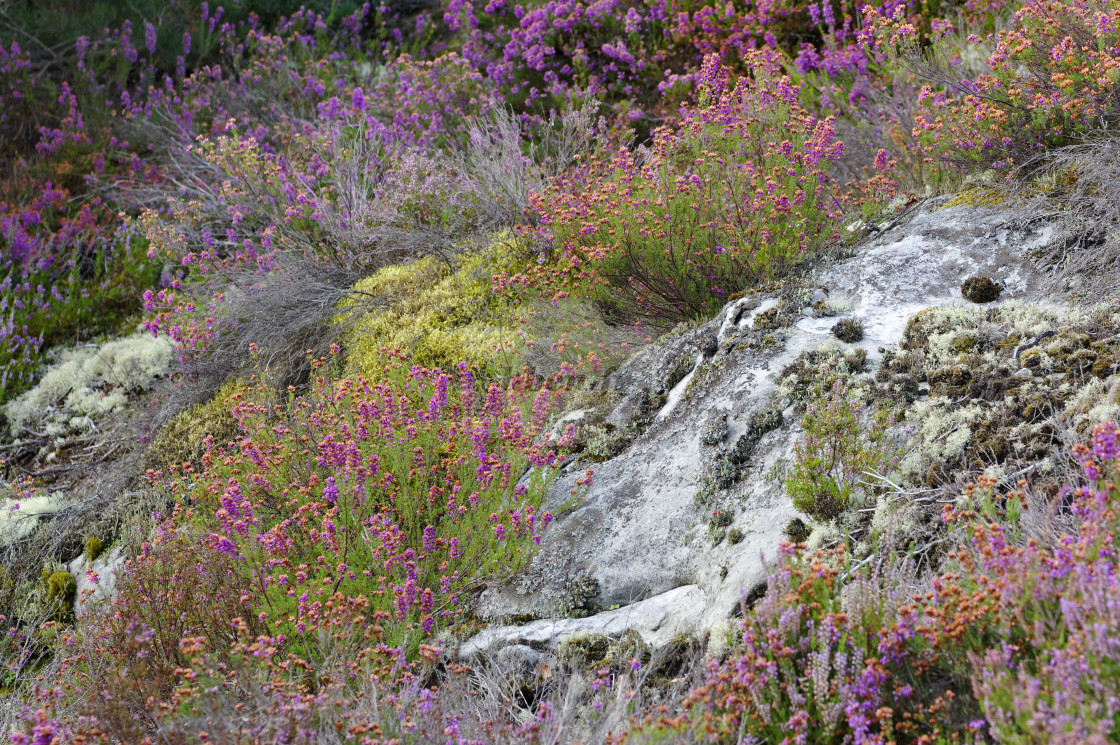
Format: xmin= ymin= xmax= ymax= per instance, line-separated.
xmin=752 ymin=306 xmax=782 ymax=331
xmin=558 ymin=574 xmax=601 ymax=618
xmin=892 ymin=302 xmax=1120 ymax=492
xmin=832 ymin=318 xmax=864 ymax=343
xmin=777 ymin=346 xmax=869 ymax=404
xmin=344 ymin=242 xmax=523 ymax=379
xmin=961 ymin=275 xmax=1002 ymax=303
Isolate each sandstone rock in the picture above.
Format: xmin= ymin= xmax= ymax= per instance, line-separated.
xmin=465 ymin=200 xmax=1061 ymax=658
xmin=68 ymin=544 xmax=126 ymax=618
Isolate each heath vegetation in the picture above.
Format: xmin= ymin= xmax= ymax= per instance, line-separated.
xmin=3 ymin=0 xmax=1120 ymax=741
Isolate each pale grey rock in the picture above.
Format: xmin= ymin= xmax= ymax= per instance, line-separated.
xmin=68 ymin=544 xmax=126 ymax=618
xmin=462 ymin=585 xmax=707 ymax=659
xmin=466 ymin=200 xmax=1063 ymax=658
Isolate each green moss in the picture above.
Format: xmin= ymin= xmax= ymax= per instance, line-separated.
xmin=557 ymin=629 xmax=651 ymax=677
xmin=700 ymin=414 xmax=728 ymax=447
xmin=84 ymin=536 xmax=104 ymax=563
xmin=949 ymin=333 xmax=978 ymax=354
xmin=832 ymin=318 xmax=864 ymax=343
xmin=944 ymin=186 xmax=1008 ymax=208
xmin=753 ymin=306 xmax=782 ymax=331
xmin=39 ymin=568 xmax=76 ymax=621
xmin=343 ymin=237 xmax=526 ymax=380
xmin=778 ymin=347 xmax=868 ymax=403
xmin=1019 ymin=348 xmax=1044 ymax=370
xmin=727 ymin=527 xmax=744 ymax=545
xmin=558 ymin=574 xmax=601 ymax=618
xmin=581 ymin=423 xmax=631 ymax=462
xmin=1062 ymin=348 xmax=1097 ymax=375
xmin=961 ymin=275 xmax=1002 ymax=304
xmin=149 ymin=381 xmax=244 ymax=471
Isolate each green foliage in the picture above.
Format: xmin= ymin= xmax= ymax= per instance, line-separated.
xmin=787 ymin=379 xmax=899 ymax=521
xmin=344 ymin=239 xmax=527 ymax=381
xmin=40 ymin=568 xmax=76 ymax=621
xmin=163 ymin=360 xmax=562 ymax=656
xmin=1 ymin=233 xmax=161 ymax=407
xmin=83 ymin=536 xmax=104 ymax=563
xmin=147 ymin=381 xmax=244 ymax=472
xmin=0 ymin=0 xmax=370 ymax=71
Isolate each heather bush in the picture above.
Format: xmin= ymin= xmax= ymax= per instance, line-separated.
xmin=12 ymin=0 xmax=1120 ymax=740
xmin=501 ymin=53 xmax=849 ymax=323
xmin=874 ymin=0 xmax=1120 ymax=171
xmin=0 ymin=190 xmax=160 ymax=405
xmin=155 ymin=351 xmax=569 ymax=656
xmin=6 ymin=354 xmax=575 ymax=740
xmin=787 ymin=378 xmax=899 ymax=521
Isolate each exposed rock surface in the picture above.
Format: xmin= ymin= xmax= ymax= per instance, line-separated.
xmin=68 ymin=544 xmax=126 ymax=618
xmin=462 ymin=585 xmax=707 ymax=658
xmin=463 ymin=200 xmax=1063 ymax=655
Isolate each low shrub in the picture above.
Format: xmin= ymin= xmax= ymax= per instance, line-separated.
xmin=0 ymin=193 xmax=160 ymax=407
xmin=787 ymin=378 xmax=899 ymax=521
xmin=501 ymin=52 xmax=849 ymax=324
xmin=961 ymin=275 xmax=1002 ymax=304
xmin=832 ymin=317 xmax=865 ymax=343
xmin=875 ymin=0 xmax=1120 ymax=171
xmin=155 ymin=351 xmax=570 ymax=657
xmin=11 ymin=352 xmax=575 ymax=740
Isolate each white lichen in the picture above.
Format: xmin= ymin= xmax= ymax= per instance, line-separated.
xmin=0 ymin=493 xmax=68 ymax=545
xmin=4 ymin=332 xmax=172 ymax=435
xmin=897 ymin=398 xmax=983 ymax=482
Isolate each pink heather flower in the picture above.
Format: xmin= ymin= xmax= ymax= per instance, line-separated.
xmin=144 ymin=22 xmax=157 ymax=54
xmin=874 ymin=149 xmax=890 ymax=173
xmin=1091 ymin=421 xmax=1120 ymax=463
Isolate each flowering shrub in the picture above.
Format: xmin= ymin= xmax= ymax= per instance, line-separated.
xmin=0 ymin=186 xmax=159 ymax=404
xmin=787 ymin=377 xmax=899 ymax=521
xmin=629 ymin=421 xmax=1120 ymax=744
xmin=500 ymin=53 xmax=847 ymax=323
xmin=873 ymin=0 xmax=1120 ymax=170
xmin=12 ymin=0 xmax=1120 ymax=740
xmin=155 ymin=352 xmax=568 ymax=654
xmin=6 ymin=351 xmax=574 ymax=741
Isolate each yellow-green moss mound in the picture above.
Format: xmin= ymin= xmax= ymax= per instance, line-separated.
xmin=344 ymin=240 xmax=527 ymax=379
xmin=148 ymin=381 xmax=244 ymax=471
